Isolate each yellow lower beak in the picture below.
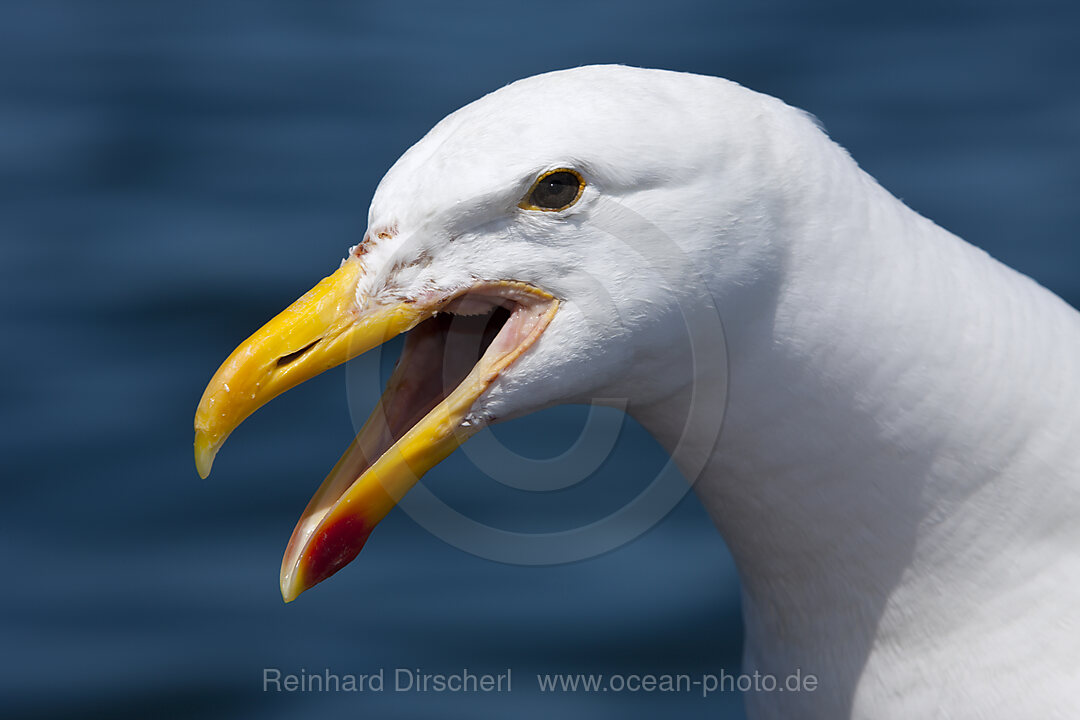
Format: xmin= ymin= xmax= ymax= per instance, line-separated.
xmin=194 ymin=257 xmax=557 ymax=602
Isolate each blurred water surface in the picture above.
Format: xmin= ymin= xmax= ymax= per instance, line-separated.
xmin=2 ymin=1 xmax=1077 ymax=718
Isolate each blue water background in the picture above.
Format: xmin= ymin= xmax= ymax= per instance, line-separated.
xmin=2 ymin=1 xmax=1077 ymax=718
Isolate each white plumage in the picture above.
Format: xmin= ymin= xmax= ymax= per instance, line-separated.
xmin=199 ymin=64 xmax=1080 ymax=718
xmin=363 ymin=65 xmax=1080 ymax=718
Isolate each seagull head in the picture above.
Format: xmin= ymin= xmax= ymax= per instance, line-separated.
xmin=194 ymin=65 xmax=794 ymax=601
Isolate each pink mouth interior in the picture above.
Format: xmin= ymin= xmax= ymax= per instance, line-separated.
xmin=281 ymin=287 xmax=554 ymax=587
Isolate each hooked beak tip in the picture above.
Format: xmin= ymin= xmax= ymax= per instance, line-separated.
xmin=194 ymin=431 xmax=218 ymax=479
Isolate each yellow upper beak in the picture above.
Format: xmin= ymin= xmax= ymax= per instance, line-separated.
xmin=194 ymin=259 xmax=421 ymax=479
xmin=194 ymin=257 xmax=557 ymax=602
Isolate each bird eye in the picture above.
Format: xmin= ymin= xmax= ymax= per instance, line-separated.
xmin=520 ymin=169 xmax=585 ymax=211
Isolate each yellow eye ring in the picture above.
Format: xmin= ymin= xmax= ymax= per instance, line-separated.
xmin=519 ymin=168 xmax=586 ymax=211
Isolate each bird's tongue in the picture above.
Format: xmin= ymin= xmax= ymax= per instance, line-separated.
xmin=279 ymin=297 xmax=558 ymax=601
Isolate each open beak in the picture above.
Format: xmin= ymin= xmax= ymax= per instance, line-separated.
xmin=194 ymin=257 xmax=557 ymax=601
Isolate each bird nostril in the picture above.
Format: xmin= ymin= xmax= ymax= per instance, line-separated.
xmin=277 ymin=340 xmax=320 ymax=368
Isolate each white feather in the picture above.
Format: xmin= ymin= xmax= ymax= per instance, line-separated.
xmin=355 ymin=65 xmax=1080 ymax=719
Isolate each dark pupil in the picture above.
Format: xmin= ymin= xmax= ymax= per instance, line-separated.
xmin=531 ymin=171 xmax=579 ymax=209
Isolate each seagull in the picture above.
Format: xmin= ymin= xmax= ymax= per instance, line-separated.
xmin=194 ymin=65 xmax=1080 ymax=718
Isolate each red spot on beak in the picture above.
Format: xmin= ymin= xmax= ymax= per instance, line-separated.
xmin=302 ymin=515 xmax=373 ymax=588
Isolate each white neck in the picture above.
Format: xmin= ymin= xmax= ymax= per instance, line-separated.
xmin=632 ymin=133 xmax=1080 ymax=718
